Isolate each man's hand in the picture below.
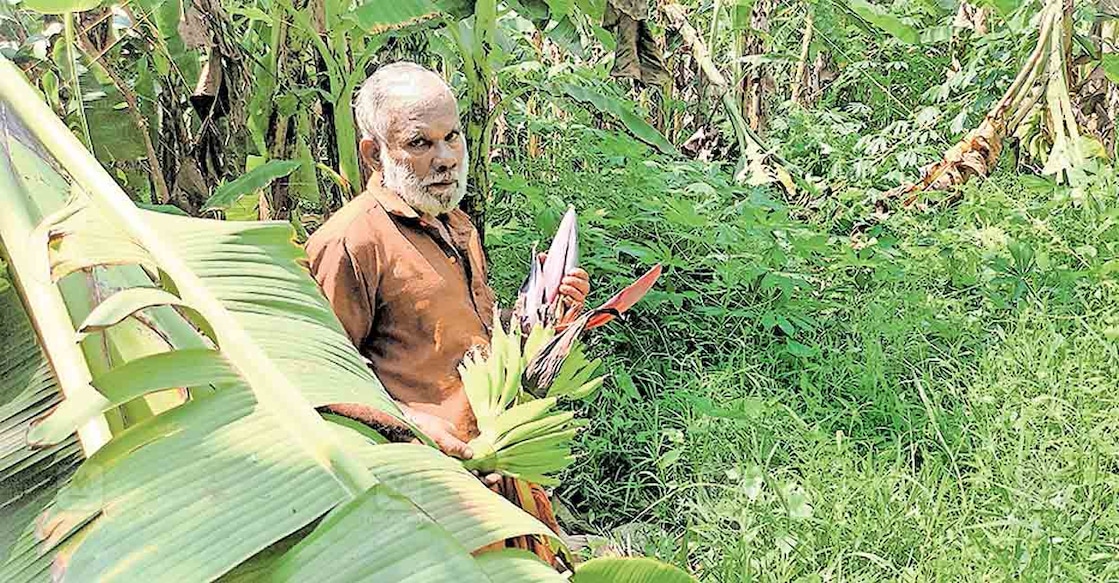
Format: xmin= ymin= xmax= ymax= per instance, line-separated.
xmin=560 ymin=268 xmax=590 ymax=307
xmin=398 ymin=405 xmax=501 ymax=485
xmin=538 ymin=252 xmax=590 ymax=308
xmin=474 ymin=470 xmax=503 ymax=487
xmin=402 ymin=405 xmax=473 ymax=460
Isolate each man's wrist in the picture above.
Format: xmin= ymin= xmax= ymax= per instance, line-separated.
xmin=320 ymin=402 xmax=415 ymax=443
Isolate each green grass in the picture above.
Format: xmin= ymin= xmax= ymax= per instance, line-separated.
xmin=487 ymin=122 xmax=1119 ymax=581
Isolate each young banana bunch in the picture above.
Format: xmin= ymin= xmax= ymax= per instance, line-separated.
xmin=460 ymin=314 xmax=604 ymax=486
xmin=460 ymin=206 xmax=663 ymax=485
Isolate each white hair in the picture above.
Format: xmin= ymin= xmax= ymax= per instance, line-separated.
xmin=354 ymin=61 xmax=448 ymax=142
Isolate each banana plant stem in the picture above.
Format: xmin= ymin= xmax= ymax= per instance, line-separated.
xmin=0 ymin=95 xmax=110 ymax=456
xmin=64 ymin=13 xmax=92 ymax=147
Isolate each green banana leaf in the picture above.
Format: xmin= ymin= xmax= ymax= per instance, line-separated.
xmin=0 ymin=284 xmax=83 ymax=565
xmin=477 ymin=549 xmax=567 ymax=581
xmin=554 ymin=81 xmax=677 ymax=155
xmin=571 ymin=556 xmax=697 ymax=583
xmin=20 ymin=0 xmax=100 ymax=14
xmin=345 ymin=0 xmax=445 ymax=32
xmin=1103 ymin=54 xmax=1119 ymax=85
xmin=202 ymin=159 xmax=301 ymax=213
xmin=845 ymin=0 xmax=920 ymax=45
xmin=0 ymin=57 xmax=561 ymax=581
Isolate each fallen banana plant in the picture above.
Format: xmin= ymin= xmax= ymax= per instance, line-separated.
xmin=661 ymin=2 xmax=798 ymax=199
xmin=887 ymin=0 xmax=1107 ymax=206
xmin=462 ymin=207 xmax=661 ymax=485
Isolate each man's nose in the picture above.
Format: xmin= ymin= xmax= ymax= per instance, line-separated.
xmin=432 ymin=142 xmax=458 ymax=174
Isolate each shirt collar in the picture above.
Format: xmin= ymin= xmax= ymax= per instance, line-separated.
xmin=442 ymin=208 xmax=475 ymax=239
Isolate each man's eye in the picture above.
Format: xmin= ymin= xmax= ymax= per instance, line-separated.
xmin=446 ymin=130 xmax=460 ymax=141
xmin=409 ymin=138 xmax=429 ymax=148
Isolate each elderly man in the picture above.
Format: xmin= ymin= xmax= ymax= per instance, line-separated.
xmin=304 ymin=62 xmax=588 ymax=559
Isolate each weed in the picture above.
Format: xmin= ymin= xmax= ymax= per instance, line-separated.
xmin=490 ymin=120 xmax=1119 ymax=580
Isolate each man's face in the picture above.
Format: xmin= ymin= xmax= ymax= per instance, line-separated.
xmin=361 ymin=84 xmax=468 ymax=215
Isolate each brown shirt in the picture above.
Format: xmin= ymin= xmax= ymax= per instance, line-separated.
xmin=305 ymin=181 xmax=496 ymax=439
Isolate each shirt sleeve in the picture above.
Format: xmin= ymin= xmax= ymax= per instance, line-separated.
xmin=307 ymin=233 xmax=377 ymax=348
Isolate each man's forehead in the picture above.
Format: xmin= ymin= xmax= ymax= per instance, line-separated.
xmin=386 ymin=94 xmax=459 ymax=135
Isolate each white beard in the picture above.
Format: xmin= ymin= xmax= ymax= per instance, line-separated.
xmin=380 ymin=145 xmax=469 ymax=216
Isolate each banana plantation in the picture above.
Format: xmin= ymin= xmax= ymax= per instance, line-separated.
xmin=1 ymin=0 xmax=1117 ymax=580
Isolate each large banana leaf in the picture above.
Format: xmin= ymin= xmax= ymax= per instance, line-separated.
xmin=553 ymin=82 xmax=677 ymax=155
xmin=0 ymin=57 xmax=561 ymax=581
xmin=571 ymin=557 xmax=696 ymax=582
xmin=0 ymin=283 xmax=82 ymax=565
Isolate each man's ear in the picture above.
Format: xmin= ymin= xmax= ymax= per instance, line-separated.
xmin=359 ymin=138 xmax=381 ymax=171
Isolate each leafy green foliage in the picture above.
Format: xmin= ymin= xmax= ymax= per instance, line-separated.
xmin=202 ymin=160 xmax=301 ymax=213
xmin=1102 ymin=53 xmax=1119 ymax=84
xmin=544 ymin=0 xmax=574 ymax=19
xmin=571 ymin=557 xmax=696 ymax=582
xmin=555 ymin=82 xmax=676 ymax=155
xmin=19 ymin=0 xmax=100 ymax=15
xmin=0 ymin=285 xmax=83 ymax=565
xmin=345 ymin=0 xmax=445 ymax=33
xmin=488 ymin=115 xmax=1119 ymax=578
xmin=974 ymin=0 xmax=1023 ymax=17
xmin=846 ymin=0 xmax=921 ymax=44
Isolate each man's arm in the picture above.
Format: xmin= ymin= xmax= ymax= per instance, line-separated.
xmin=307 ymin=231 xmax=375 ymax=347
xmin=321 ymin=402 xmax=474 ymax=459
xmin=320 ymin=403 xmax=415 ymax=442
xmin=306 ymin=230 xmax=412 ymax=437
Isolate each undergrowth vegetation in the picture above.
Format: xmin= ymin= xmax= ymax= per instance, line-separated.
xmin=4 ymin=0 xmax=1118 ymax=578
xmin=488 ymin=120 xmax=1119 ymax=579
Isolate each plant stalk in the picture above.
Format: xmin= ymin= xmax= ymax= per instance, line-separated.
xmin=75 ymin=29 xmax=172 ymax=204
xmin=991 ymin=0 xmax=1057 ymax=123
xmin=662 ymin=3 xmax=790 ymax=168
xmin=63 ymin=12 xmax=92 ymax=148
xmin=707 ymin=0 xmax=722 ymax=55
xmin=791 ymin=10 xmax=814 ymax=105
xmin=454 ymin=2 xmax=498 ymax=236
xmin=0 ymin=98 xmax=110 ymax=456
